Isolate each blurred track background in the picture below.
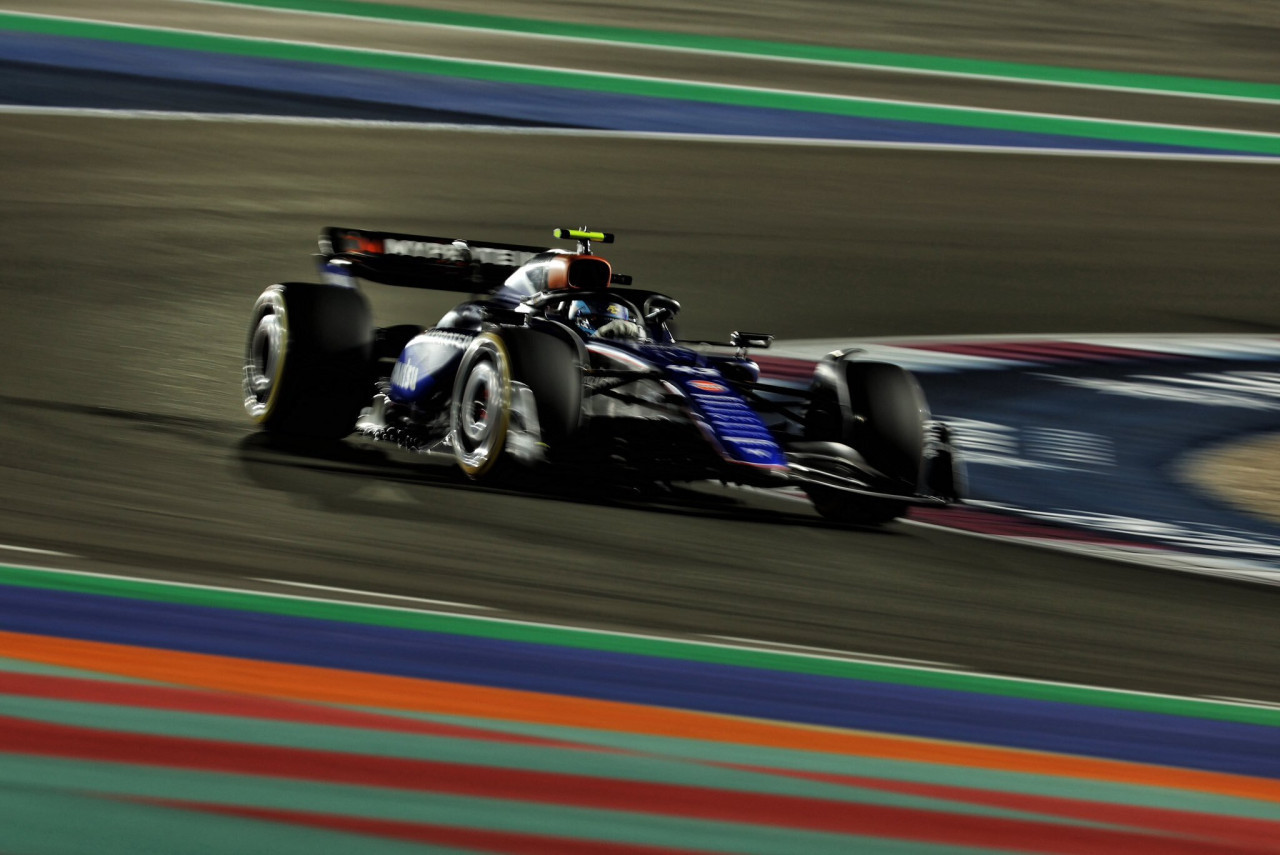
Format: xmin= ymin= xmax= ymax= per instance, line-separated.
xmin=2 ymin=2 xmax=1280 ymax=850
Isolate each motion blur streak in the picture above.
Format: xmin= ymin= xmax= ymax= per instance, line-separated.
xmin=2 ymin=1 xmax=1280 ymax=852
xmin=3 ymin=567 xmax=1279 ymax=853
xmin=2 ymin=10 xmax=1279 ymax=154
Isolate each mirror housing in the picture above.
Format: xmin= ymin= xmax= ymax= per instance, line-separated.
xmin=643 ymin=294 xmax=681 ymax=325
xmin=730 ymin=331 xmax=773 ymax=350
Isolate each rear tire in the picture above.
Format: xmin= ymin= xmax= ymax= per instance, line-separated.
xmin=243 ymin=283 xmax=373 ymax=439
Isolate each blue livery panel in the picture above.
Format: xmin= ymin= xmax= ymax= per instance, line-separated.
xmin=667 ymin=366 xmax=787 ymax=469
xmin=389 ymin=329 xmax=475 ymax=405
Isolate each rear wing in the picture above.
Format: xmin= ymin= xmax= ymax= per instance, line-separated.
xmin=318 ymin=227 xmax=551 ymax=293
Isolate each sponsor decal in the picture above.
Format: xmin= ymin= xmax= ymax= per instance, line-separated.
xmin=335 ymin=232 xmax=384 ymax=254
xmin=422 ymin=330 xmax=474 ymax=348
xmin=390 ymin=360 xmax=421 ymax=391
xmin=390 ymin=331 xmax=473 ymax=395
xmin=378 ymin=238 xmax=534 ymax=268
xmin=690 ymin=379 xmax=728 ymax=394
xmin=384 ymin=239 xmax=468 ymax=262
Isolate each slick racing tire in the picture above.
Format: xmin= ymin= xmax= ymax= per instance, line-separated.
xmin=501 ymin=324 xmax=583 ymax=453
xmin=804 ymin=360 xmax=928 ymax=525
xmin=243 ymin=282 xmax=373 ymax=439
xmin=450 ymin=328 xmax=583 ymax=480
xmin=845 ymin=361 xmax=928 ymax=491
xmin=806 ymin=360 xmax=927 ymax=491
xmin=451 ymin=333 xmax=514 ymax=479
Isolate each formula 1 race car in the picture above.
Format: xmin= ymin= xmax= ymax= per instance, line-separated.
xmin=243 ymin=227 xmax=962 ymax=524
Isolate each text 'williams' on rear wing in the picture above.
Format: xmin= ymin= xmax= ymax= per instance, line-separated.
xmin=318 ymin=227 xmax=551 ymax=293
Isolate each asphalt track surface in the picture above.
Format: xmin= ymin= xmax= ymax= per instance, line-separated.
xmin=3 ymin=1 xmax=1280 ymax=704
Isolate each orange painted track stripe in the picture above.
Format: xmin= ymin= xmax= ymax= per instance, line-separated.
xmin=4 ymin=630 xmax=1278 ymax=803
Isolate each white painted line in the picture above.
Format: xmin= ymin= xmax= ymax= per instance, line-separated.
xmin=796 ymin=332 xmax=1280 ymax=346
xmin=0 ymin=561 xmax=504 ymax=619
xmin=250 ymin=577 xmax=495 ymax=610
xmin=0 ymin=543 xmax=74 ymax=557
xmin=704 ymin=635 xmax=966 ymax=669
xmin=766 ymin=341 xmax=1027 ymax=372
xmin=11 ymin=11 xmax=1280 ymax=145
xmin=3 ymin=560 xmax=1277 ymax=714
xmin=173 ymin=0 xmax=1280 ymax=106
xmin=3 ymin=107 xmax=1278 ymax=164
xmin=773 ymin=333 xmax=1280 ymax=354
xmin=1205 ymin=696 xmax=1280 ymax=710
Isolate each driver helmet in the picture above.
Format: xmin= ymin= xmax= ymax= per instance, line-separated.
xmin=568 ymin=298 xmax=644 ymax=340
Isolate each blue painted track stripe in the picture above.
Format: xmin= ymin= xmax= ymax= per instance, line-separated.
xmin=2 ymin=583 xmax=1278 ymax=778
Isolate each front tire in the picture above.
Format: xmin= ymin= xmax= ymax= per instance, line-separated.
xmin=803 ymin=360 xmax=928 ymax=525
xmin=243 ymin=283 xmax=373 ymax=439
xmin=450 ymin=333 xmax=513 ymax=479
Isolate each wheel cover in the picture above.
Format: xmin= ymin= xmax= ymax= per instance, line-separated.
xmin=244 ymin=301 xmax=286 ymax=421
xmin=461 ymin=362 xmax=497 ymax=444
xmin=451 ymin=337 xmax=511 ymax=477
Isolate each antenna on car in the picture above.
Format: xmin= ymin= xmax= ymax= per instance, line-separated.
xmin=553 ymin=227 xmax=614 ymax=255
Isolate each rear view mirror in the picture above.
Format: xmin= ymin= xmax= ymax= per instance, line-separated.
xmin=730 ymin=331 xmax=773 ymax=350
xmin=644 ymin=295 xmax=681 ymax=325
